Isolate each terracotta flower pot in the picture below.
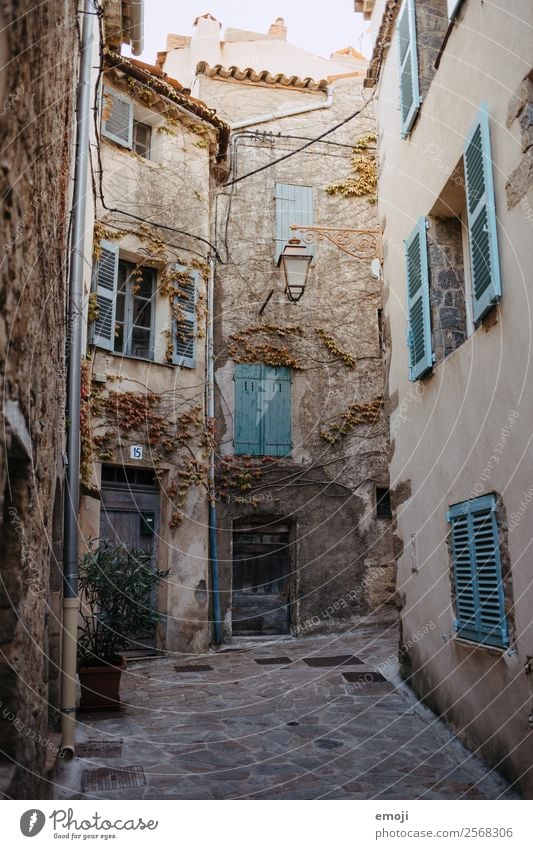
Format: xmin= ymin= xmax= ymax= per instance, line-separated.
xmin=78 ymin=656 xmax=127 ymax=711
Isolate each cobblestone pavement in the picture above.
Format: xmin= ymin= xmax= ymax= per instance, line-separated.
xmin=54 ymin=626 xmax=518 ymax=800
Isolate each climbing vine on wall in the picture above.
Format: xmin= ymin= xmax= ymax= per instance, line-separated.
xmin=319 ymin=398 xmax=382 ymax=445
xmin=326 ymin=132 xmax=377 ymax=201
xmin=227 ymin=324 xmax=305 ymax=368
xmin=316 ymin=328 xmax=356 ymax=368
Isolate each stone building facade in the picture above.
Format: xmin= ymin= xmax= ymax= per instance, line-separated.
xmin=162 ymin=16 xmax=396 ymax=640
xmin=361 ymin=0 xmax=533 ymax=796
xmin=0 ymin=0 xmax=78 ymax=799
xmin=79 ymin=52 xmax=229 ymax=655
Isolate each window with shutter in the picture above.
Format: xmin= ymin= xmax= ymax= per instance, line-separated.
xmin=405 ymin=218 xmax=433 ymax=381
xmin=172 ymin=266 xmax=198 ymax=368
xmin=92 ymin=240 xmax=119 ymax=351
xmin=397 ymin=0 xmax=421 ymax=138
xmin=275 ymin=183 xmax=314 ymax=263
xmin=448 ymin=494 xmax=508 ymax=648
xmin=234 ymin=365 xmax=292 ymax=457
xmin=464 ymin=104 xmax=502 ymax=322
xmin=102 ymin=88 xmax=133 ymax=148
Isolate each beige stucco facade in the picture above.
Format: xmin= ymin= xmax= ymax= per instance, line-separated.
xmin=365 ymin=0 xmax=533 ymax=796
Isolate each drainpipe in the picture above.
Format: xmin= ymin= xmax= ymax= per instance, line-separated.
xmin=129 ymin=0 xmax=144 ymax=56
xmin=229 ymin=84 xmax=333 ymax=130
xmin=60 ymin=0 xmax=94 ymax=759
xmin=206 ymin=255 xmax=222 ymax=644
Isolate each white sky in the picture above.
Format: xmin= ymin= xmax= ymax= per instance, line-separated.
xmin=134 ymin=0 xmax=371 ymax=64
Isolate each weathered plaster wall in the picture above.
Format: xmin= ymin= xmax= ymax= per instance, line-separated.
xmin=0 ymin=0 xmax=77 ymax=798
xmin=79 ymin=74 xmax=217 ymax=655
xmin=374 ymin=0 xmax=533 ymax=797
xmin=208 ymin=74 xmax=396 ymax=638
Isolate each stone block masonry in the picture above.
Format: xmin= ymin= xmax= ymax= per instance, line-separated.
xmin=0 ymin=0 xmax=77 ymax=798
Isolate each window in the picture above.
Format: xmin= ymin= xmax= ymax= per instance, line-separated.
xmin=171 ymin=265 xmax=199 ymax=368
xmin=133 ymin=120 xmax=151 ymax=159
xmin=234 ymin=365 xmax=291 ymax=457
xmin=397 ymin=0 xmax=421 ymax=138
xmin=405 ymin=217 xmax=433 ymax=381
xmin=448 ymin=494 xmax=508 ymax=648
xmin=102 ymin=88 xmax=152 ymax=160
xmin=91 ymin=241 xmax=156 ymax=360
xmin=405 ymin=104 xmax=501 ymax=377
xmin=115 ymin=261 xmax=156 ymax=359
xmin=275 ymin=183 xmax=314 ymax=263
xmin=376 ymin=487 xmax=392 ymax=519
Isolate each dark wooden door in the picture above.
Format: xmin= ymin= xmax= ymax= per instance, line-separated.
xmin=100 ymin=476 xmax=160 ymax=653
xmin=232 ymin=530 xmax=291 ymax=635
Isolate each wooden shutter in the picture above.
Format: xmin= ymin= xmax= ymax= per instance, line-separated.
xmin=172 ymin=266 xmax=198 ymax=368
xmin=464 ymin=104 xmax=502 ymax=322
xmin=262 ymin=367 xmax=292 ymax=457
xmin=234 ymin=364 xmax=263 ymax=455
xmin=92 ymin=240 xmax=118 ymax=351
xmin=448 ymin=494 xmax=508 ymax=648
xmin=405 ymin=218 xmax=432 ymax=381
xmin=397 ymin=0 xmax=421 ymax=138
xmin=102 ymin=88 xmax=133 ymax=148
xmin=275 ymin=183 xmax=314 ymax=263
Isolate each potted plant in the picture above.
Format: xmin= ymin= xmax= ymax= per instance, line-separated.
xmin=77 ymin=540 xmax=168 ymax=711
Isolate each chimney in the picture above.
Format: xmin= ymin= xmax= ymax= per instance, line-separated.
xmin=268 ymin=17 xmax=287 ymax=40
xmin=191 ymin=12 xmax=222 ymax=68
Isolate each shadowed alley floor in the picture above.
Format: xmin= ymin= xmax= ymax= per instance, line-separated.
xmin=53 ymin=626 xmax=518 ymax=800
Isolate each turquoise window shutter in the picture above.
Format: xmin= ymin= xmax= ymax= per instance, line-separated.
xmin=398 ymin=0 xmax=421 ymax=138
xmin=102 ymin=88 xmax=133 ymax=148
xmin=405 ymin=218 xmax=432 ymax=381
xmin=234 ymin=364 xmax=263 ymax=455
xmin=92 ymin=240 xmax=119 ymax=351
xmin=448 ymin=494 xmax=508 ymax=648
xmin=262 ymin=367 xmax=292 ymax=457
xmin=234 ymin=364 xmax=292 ymax=456
xmin=275 ymin=183 xmax=314 ymax=263
xmin=172 ymin=266 xmax=198 ymax=368
xmin=464 ymin=104 xmax=502 ymax=322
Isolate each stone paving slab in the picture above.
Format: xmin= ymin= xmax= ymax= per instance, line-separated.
xmin=54 ymin=627 xmax=519 ymax=800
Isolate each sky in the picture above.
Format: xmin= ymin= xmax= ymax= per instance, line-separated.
xmin=132 ymin=0 xmax=371 ymax=64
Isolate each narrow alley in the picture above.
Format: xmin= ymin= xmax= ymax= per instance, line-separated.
xmin=54 ymin=627 xmax=516 ymax=800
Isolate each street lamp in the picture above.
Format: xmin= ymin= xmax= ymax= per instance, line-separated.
xmin=277 ymin=238 xmax=312 ymax=302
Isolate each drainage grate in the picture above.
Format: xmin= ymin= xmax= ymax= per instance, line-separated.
xmin=303 ymin=655 xmax=363 ymax=668
xmin=77 ymin=740 xmax=123 ymax=759
xmin=174 ymin=664 xmax=213 ymax=673
xmin=342 ymin=670 xmax=388 ymax=683
xmin=254 ymin=656 xmax=292 ymax=665
xmin=82 ymin=764 xmax=146 ymax=792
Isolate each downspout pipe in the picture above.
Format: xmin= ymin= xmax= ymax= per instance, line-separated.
xmin=129 ymin=0 xmax=144 ymax=56
xmin=229 ymin=84 xmax=333 ymax=130
xmin=206 ymin=255 xmax=222 ymax=645
xmin=60 ymin=0 xmax=94 ymax=759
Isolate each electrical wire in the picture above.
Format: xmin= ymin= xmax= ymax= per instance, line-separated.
xmin=221 ymin=95 xmax=374 ymax=188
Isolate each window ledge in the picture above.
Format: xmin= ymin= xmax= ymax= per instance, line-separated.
xmin=451 ymin=635 xmax=507 ymax=657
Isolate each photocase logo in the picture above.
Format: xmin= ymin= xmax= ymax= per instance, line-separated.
xmin=20 ymin=810 xmax=46 ymax=837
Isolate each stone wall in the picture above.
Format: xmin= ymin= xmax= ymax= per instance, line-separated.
xmin=427 ymin=216 xmax=467 ymax=363
xmin=414 ymin=0 xmax=449 ymax=100
xmin=209 ymin=75 xmax=396 ymax=638
xmin=0 ymin=0 xmax=76 ymax=798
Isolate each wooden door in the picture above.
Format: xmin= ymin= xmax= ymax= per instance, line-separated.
xmin=100 ymin=476 xmax=160 ymax=653
xmin=232 ymin=530 xmax=291 ymax=635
